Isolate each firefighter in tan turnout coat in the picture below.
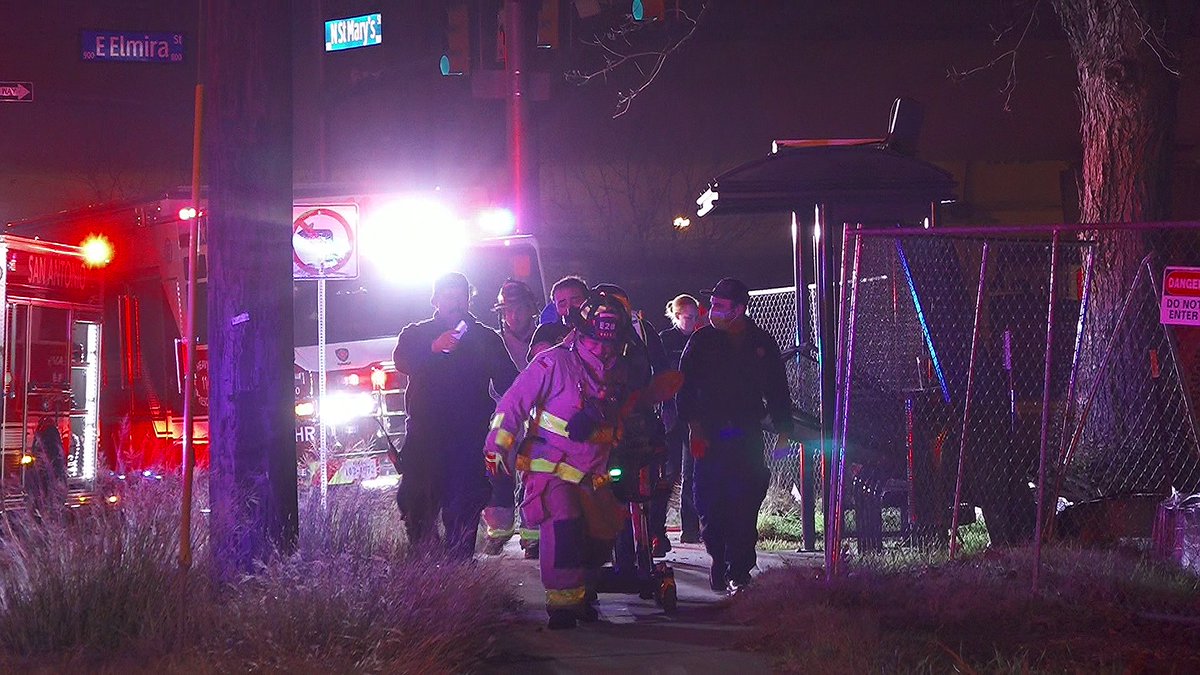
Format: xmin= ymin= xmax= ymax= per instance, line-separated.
xmin=483 ymin=291 xmax=631 ymax=629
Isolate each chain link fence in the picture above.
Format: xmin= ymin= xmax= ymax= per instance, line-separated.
xmin=748 ymin=287 xmax=821 ymax=548
xmin=752 ymin=223 xmax=1200 ymax=615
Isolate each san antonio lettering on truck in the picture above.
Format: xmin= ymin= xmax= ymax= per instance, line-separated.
xmin=82 ymin=31 xmax=185 ymax=63
xmin=5 ymin=243 xmax=103 ymax=306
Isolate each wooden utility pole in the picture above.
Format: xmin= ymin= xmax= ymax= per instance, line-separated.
xmin=203 ymin=0 xmax=299 ymax=579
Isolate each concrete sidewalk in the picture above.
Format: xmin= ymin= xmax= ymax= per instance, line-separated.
xmin=477 ymin=533 xmax=821 ymax=674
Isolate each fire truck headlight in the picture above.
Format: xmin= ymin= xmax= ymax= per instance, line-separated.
xmin=320 ymin=391 xmax=376 ymax=426
xmin=362 ymin=198 xmax=468 ymax=285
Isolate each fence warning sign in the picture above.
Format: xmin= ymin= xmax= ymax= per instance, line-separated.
xmin=1162 ymin=267 xmax=1200 ymax=326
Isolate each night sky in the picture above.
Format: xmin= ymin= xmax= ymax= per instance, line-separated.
xmin=2 ymin=1 xmax=1197 ymax=312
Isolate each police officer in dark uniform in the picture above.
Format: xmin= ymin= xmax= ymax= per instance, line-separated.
xmin=678 ymin=277 xmax=793 ymax=593
xmin=392 ymin=272 xmax=518 ymax=559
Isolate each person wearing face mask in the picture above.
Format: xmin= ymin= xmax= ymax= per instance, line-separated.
xmin=659 ymin=294 xmax=703 ymax=545
xmin=528 ymin=275 xmax=589 ymax=360
xmin=677 ymin=278 xmax=793 ymax=594
xmin=482 ymin=291 xmax=632 ymax=629
xmin=392 ymin=272 xmax=519 ymax=559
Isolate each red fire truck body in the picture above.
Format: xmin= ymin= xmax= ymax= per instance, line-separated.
xmin=7 ymin=188 xmax=546 ymax=486
xmin=0 ymin=235 xmax=108 ymax=511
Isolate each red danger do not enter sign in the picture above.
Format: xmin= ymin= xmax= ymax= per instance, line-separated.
xmin=1162 ymin=266 xmax=1200 ymax=327
xmin=293 ymin=204 xmax=359 ymax=280
xmin=1165 ymin=268 xmax=1200 ymax=297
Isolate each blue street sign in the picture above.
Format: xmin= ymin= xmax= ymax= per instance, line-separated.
xmin=82 ymin=31 xmax=185 ymax=63
xmin=325 ymin=14 xmax=383 ymax=52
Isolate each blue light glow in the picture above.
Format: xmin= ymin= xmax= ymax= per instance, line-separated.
xmin=895 ymin=240 xmax=950 ymax=403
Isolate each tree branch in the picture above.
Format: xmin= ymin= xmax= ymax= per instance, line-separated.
xmin=565 ymin=3 xmax=710 ymax=119
xmin=947 ymin=0 xmax=1044 ymax=112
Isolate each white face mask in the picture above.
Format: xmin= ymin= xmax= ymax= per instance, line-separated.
xmin=709 ymin=308 xmax=733 ymax=329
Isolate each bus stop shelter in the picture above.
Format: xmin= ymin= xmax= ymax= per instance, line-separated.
xmin=695 ymin=98 xmax=957 ymax=570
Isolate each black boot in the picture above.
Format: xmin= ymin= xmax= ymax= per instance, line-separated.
xmin=547 ymin=608 xmax=578 ymax=630
xmin=578 ymin=603 xmax=600 ymax=623
xmin=651 ymin=535 xmax=672 ymax=557
xmin=523 ymin=540 xmax=541 ymax=560
xmin=709 ymin=561 xmax=729 ymax=592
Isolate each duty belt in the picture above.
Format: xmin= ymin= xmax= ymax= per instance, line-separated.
xmin=515 ymin=454 xmax=612 ymax=490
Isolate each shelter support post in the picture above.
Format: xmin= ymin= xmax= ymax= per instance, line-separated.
xmin=817 ymin=204 xmax=844 ymax=577
xmin=792 ymin=210 xmax=817 ymax=551
xmin=1033 ymin=232 xmax=1060 ymax=591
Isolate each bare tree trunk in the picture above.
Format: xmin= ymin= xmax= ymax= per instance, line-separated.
xmin=204 ymin=0 xmax=298 ymax=580
xmin=1052 ymin=0 xmax=1193 ymax=492
xmin=1055 ymin=0 xmax=1181 ymax=224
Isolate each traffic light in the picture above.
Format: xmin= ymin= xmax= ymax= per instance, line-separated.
xmin=632 ymin=0 xmax=665 ymax=21
xmin=441 ymin=3 xmax=470 ymax=76
xmin=537 ymin=0 xmax=560 ymax=49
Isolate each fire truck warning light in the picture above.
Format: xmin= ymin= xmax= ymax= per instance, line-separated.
xmin=81 ymin=235 xmax=114 ymax=267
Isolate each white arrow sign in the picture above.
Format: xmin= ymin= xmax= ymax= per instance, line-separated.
xmin=0 ymin=82 xmax=32 ymax=102
xmin=292 ymin=204 xmax=359 ymax=280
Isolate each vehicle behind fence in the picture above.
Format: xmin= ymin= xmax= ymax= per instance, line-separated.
xmin=750 ymin=222 xmax=1200 ymax=616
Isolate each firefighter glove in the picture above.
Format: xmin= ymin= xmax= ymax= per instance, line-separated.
xmin=485 ymin=448 xmax=510 ymax=476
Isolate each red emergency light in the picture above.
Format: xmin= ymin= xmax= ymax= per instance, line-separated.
xmin=80 ymin=235 xmax=114 ymax=267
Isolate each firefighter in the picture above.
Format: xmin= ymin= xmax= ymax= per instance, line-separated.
xmin=678 ymin=277 xmax=793 ymax=593
xmin=592 ymin=283 xmax=674 ymax=558
xmin=482 ymin=279 xmax=540 ymax=556
xmin=483 ymin=291 xmax=632 ymax=629
xmin=392 ymin=272 xmax=518 ymax=559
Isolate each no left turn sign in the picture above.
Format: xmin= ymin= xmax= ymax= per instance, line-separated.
xmin=292 ymin=204 xmax=359 ymax=280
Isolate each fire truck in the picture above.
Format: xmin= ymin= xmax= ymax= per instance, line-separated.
xmin=0 ymin=235 xmax=111 ymax=511
xmin=6 ymin=187 xmax=547 ymax=488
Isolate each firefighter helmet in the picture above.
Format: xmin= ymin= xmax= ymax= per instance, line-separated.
xmin=493 ymin=278 xmax=538 ymax=312
xmin=573 ymin=290 xmax=631 ymax=343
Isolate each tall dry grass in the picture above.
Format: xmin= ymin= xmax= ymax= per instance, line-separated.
xmin=0 ymin=474 xmax=521 ymax=673
xmin=0 ymin=476 xmax=191 ymax=657
xmin=728 ymin=546 xmax=1200 ymax=673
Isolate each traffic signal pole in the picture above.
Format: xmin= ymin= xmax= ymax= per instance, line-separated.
xmin=504 ymin=0 xmax=533 ymax=233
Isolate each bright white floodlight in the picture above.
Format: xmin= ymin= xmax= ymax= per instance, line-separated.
xmin=362 ymin=198 xmax=469 ymax=284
